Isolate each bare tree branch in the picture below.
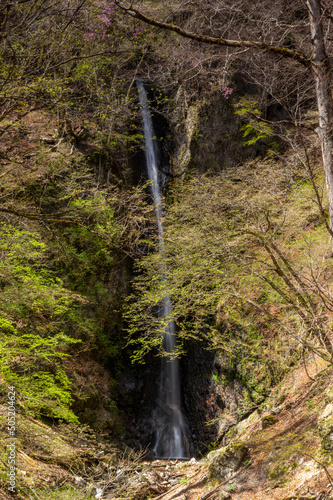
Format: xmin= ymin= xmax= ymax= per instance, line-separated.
xmin=114 ymin=0 xmax=311 ymax=66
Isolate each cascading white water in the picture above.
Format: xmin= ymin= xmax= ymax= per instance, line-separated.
xmin=137 ymin=80 xmax=189 ymax=459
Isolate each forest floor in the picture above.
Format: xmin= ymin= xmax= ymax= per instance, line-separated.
xmin=1 ymin=356 xmax=333 ymax=500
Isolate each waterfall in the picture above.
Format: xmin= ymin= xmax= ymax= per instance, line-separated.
xmin=137 ymin=80 xmax=189 ymax=459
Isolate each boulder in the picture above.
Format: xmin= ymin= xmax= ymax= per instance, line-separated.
xmin=261 ymin=415 xmax=276 ymax=429
xmin=318 ymin=403 xmax=333 ymax=451
xmin=208 ymin=441 xmax=248 ymax=481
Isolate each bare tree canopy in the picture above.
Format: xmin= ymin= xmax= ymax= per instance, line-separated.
xmin=115 ymin=0 xmax=333 ymax=230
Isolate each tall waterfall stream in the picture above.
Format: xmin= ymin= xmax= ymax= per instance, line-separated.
xmin=137 ymin=81 xmax=190 ymax=459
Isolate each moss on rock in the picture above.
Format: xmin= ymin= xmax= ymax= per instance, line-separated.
xmin=208 ymin=440 xmax=248 ymax=481
xmin=318 ymin=402 xmax=333 ymax=452
xmin=261 ymin=415 xmax=276 ymax=429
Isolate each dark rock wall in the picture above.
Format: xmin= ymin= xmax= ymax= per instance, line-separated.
xmin=116 ymin=87 xmax=263 ymax=456
xmin=182 ymin=341 xmax=220 ymax=455
xmin=187 ymin=94 xmax=258 ymax=174
xmin=116 ymin=358 xmax=160 ymax=450
xmin=171 ymin=90 xmax=260 ymax=184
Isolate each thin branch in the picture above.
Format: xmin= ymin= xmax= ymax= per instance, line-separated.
xmin=302 ymin=348 xmax=315 ymax=381
xmin=47 ymin=51 xmax=128 ymax=71
xmin=114 ymin=1 xmax=310 ymax=66
xmin=247 ymin=111 xmax=315 ymax=131
xmin=303 ymin=452 xmax=333 ymax=487
xmin=231 ymin=290 xmax=331 ymax=362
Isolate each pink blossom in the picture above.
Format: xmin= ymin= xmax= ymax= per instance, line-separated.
xmin=83 ymin=30 xmax=95 ymax=42
xmin=132 ymin=25 xmax=146 ymax=37
xmin=222 ymin=86 xmax=233 ymax=99
xmin=83 ymin=2 xmax=115 ymax=42
xmin=100 ymin=14 xmax=111 ymax=26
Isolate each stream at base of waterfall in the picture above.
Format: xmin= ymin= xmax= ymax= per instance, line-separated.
xmin=137 ymin=80 xmax=190 ymax=459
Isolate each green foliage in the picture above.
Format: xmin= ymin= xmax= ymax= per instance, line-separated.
xmin=0 ymin=225 xmax=83 ymax=421
xmin=0 ymin=82 xmax=151 ymax=420
xmin=126 ymin=155 xmax=331 ymax=399
xmin=234 ymin=96 xmax=262 ymax=116
xmin=0 ymin=0 xmax=176 ymax=151
xmin=0 ymin=0 xmax=329 ymax=444
xmin=235 ymin=96 xmax=273 ymax=145
xmin=240 ymin=121 xmax=273 ymax=146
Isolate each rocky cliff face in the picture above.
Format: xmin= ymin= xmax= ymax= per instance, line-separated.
xmin=171 ymin=90 xmax=258 ymax=181
xmin=181 ymin=343 xmax=269 ymax=456
xmin=121 ymin=87 xmax=264 ymax=456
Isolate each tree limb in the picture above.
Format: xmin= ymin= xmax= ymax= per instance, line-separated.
xmin=114 ymin=1 xmax=311 ymax=67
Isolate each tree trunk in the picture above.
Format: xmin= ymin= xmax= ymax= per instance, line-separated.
xmin=307 ymin=0 xmax=333 ymax=228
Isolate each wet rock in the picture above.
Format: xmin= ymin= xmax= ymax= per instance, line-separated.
xmin=182 ymin=341 xmax=223 ymax=453
xmin=208 ymin=441 xmax=248 ymax=481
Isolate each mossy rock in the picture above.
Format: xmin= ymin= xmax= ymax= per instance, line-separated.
xmin=318 ymin=403 xmax=333 ymax=451
xmin=261 ymin=415 xmax=276 ymax=429
xmin=208 ymin=441 xmax=248 ymax=481
xmin=218 ymin=491 xmax=231 ymax=499
xmin=268 ymin=462 xmax=289 ymax=480
xmin=225 ymin=425 xmax=238 ymax=442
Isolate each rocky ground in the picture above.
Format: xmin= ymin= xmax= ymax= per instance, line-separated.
xmin=1 ymin=355 xmax=333 ymax=499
